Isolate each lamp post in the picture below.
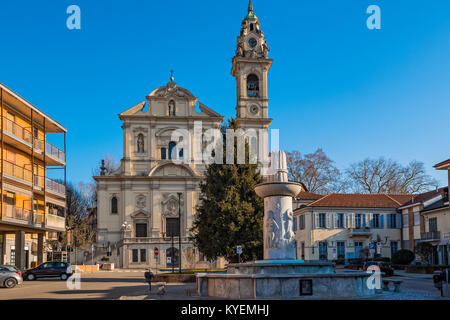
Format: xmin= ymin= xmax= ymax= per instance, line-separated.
xmin=178 ymin=192 xmax=182 ymax=274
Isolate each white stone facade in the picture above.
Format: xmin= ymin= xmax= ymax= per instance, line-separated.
xmin=94 ymin=4 xmax=273 ymax=269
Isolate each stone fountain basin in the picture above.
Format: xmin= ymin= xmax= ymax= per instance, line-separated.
xmin=254 ymin=182 xmax=304 ymax=198
xmin=196 ymin=272 xmax=374 ymax=299
xmin=227 ymin=261 xmax=335 ymax=275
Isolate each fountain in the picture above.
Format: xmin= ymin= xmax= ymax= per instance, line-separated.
xmin=196 ymin=151 xmax=375 ymax=299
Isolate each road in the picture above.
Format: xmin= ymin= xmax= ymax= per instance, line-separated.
xmin=0 ymin=270 xmax=446 ymax=300
xmin=0 ymin=271 xmax=196 ymax=300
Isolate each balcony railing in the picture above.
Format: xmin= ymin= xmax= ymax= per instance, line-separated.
xmin=45 ymin=142 xmax=65 ymax=163
xmin=45 ymin=214 xmax=65 ymax=230
xmin=34 ymin=175 xmax=45 ymax=188
xmin=421 ymin=231 xmax=441 ymax=241
xmin=347 ymin=227 xmax=372 ymax=237
xmin=1 ymin=204 xmax=42 ymax=226
xmin=3 ymin=160 xmax=32 ymax=183
xmin=46 ymin=177 xmax=66 ymax=195
xmin=2 ymin=118 xmax=32 ymax=144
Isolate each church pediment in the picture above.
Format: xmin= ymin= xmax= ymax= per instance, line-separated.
xmin=149 ymin=162 xmax=197 ymax=177
xmin=148 ymin=80 xmax=196 ymax=100
xmin=130 ymin=210 xmax=151 ymax=219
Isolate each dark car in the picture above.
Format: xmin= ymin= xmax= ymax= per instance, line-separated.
xmin=23 ymin=262 xmax=73 ymax=281
xmin=362 ymin=261 xmax=394 ymax=276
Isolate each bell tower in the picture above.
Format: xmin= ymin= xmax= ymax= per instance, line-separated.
xmin=231 ymin=0 xmax=272 ymax=168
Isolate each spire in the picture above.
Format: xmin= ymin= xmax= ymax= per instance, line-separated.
xmin=245 ymin=0 xmax=256 ymax=19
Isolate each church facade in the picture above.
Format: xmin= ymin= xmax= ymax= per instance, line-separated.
xmin=94 ymin=1 xmax=273 ymax=269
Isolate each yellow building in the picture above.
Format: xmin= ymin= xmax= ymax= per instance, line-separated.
xmin=0 ymin=83 xmax=67 ymax=270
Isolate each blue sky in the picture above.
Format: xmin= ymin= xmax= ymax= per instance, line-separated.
xmin=0 ymin=0 xmax=449 ymax=186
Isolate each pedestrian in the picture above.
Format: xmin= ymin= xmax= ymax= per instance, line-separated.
xmin=144 ymin=268 xmax=154 ymax=292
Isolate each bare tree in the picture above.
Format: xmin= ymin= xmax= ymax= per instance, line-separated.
xmin=286 ymin=149 xmax=343 ymax=194
xmin=346 ymin=158 xmax=438 ymax=194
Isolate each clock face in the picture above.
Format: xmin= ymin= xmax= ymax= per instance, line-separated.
xmin=248 ymin=38 xmax=258 ymax=48
xmin=250 ymin=105 xmax=259 ymax=115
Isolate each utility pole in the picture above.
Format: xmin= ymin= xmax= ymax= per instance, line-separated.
xmin=178 ymin=192 xmax=182 ymax=274
xmin=171 ymin=233 xmax=174 ymax=273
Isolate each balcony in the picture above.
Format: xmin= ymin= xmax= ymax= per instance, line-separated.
xmin=421 ymin=231 xmax=441 ymax=242
xmin=3 ymin=160 xmax=33 ymax=184
xmin=46 ymin=177 xmax=66 ymax=197
xmin=2 ymin=118 xmax=32 ymax=145
xmin=45 ymin=213 xmax=65 ymax=231
xmin=45 ymin=142 xmax=65 ymax=164
xmin=1 ymin=204 xmax=43 ymax=227
xmin=347 ymin=227 xmax=372 ymax=237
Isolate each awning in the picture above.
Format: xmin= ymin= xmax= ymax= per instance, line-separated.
xmin=438 ymin=238 xmax=450 ymax=246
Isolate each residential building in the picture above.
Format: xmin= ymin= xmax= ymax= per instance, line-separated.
xmin=397 ymin=188 xmax=447 ymax=253
xmin=0 ymin=83 xmax=67 ymax=270
xmin=418 ymin=159 xmax=450 ymax=265
xmin=294 ymin=193 xmax=413 ymax=261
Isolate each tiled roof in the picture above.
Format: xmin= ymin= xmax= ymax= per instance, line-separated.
xmin=434 ymin=159 xmax=450 ymax=170
xmin=305 ymin=193 xmax=415 ymax=209
xmin=295 ymin=192 xmax=324 ymax=201
xmin=398 ymin=187 xmax=448 ymax=208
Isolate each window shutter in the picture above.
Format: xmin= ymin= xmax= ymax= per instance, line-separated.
xmin=351 ymin=213 xmax=356 ymax=229
xmin=380 ymin=214 xmax=384 ymax=229
xmin=326 ymin=213 xmax=331 ymax=229
xmin=387 ymin=214 xmax=391 ymax=228
xmin=345 ymin=214 xmax=349 ymax=228
xmin=369 ymin=213 xmax=374 ymax=228
xmin=362 ymin=214 xmax=367 ymax=228
xmin=396 ymin=214 xmax=402 ymax=229
xmin=315 ymin=213 xmax=319 ymax=229
xmin=334 ymin=213 xmax=338 ymax=229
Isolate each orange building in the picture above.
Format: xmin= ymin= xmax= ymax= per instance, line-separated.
xmin=0 ymin=83 xmax=67 ymax=270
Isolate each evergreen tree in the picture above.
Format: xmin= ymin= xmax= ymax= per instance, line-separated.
xmin=191 ymin=119 xmax=264 ymax=263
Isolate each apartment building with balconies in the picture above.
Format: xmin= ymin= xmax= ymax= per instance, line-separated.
xmin=0 ymin=83 xmax=67 ymax=270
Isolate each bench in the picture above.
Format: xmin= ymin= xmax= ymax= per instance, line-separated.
xmin=382 ymin=279 xmax=403 ymax=292
xmin=153 ymin=282 xmax=167 ymax=295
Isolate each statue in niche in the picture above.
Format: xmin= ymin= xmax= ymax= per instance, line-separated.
xmin=168 ymin=100 xmax=176 ymax=116
xmin=137 ymin=134 xmax=145 ymax=153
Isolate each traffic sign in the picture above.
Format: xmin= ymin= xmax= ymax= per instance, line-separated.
xmin=236 ymin=246 xmax=242 ymax=255
xmin=154 ymin=247 xmax=159 ymax=256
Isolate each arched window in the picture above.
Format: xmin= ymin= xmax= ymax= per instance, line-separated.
xmin=247 ymin=74 xmax=259 ymax=97
xmin=168 ymin=141 xmax=177 ymax=160
xmin=250 ymin=23 xmax=254 ymax=31
xmin=168 ymin=100 xmax=176 ymax=116
xmin=111 ymin=196 xmax=118 ymax=214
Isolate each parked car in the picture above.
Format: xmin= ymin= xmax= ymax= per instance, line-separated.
xmin=362 ymin=261 xmax=395 ymax=276
xmin=23 ymin=262 xmax=73 ymax=281
xmin=0 ymin=265 xmax=23 ymax=288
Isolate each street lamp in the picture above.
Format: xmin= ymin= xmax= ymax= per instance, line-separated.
xmin=178 ymin=192 xmax=182 ymax=274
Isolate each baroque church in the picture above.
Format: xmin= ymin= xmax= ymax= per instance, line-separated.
xmin=94 ymin=1 xmax=273 ymax=269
